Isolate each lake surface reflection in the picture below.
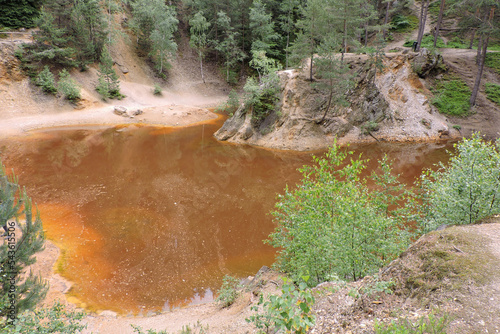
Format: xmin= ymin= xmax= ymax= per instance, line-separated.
xmin=0 ymin=122 xmax=454 ymax=314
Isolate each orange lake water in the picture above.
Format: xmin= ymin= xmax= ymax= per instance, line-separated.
xmin=0 ymin=121 xmax=454 ymax=314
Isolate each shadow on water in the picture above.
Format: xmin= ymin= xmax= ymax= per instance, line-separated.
xmin=0 ymin=122 xmax=455 ymax=314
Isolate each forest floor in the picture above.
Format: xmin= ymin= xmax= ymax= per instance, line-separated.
xmin=1 ymin=7 xmax=500 ymax=333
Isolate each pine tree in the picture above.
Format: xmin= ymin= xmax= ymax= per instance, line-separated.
xmin=96 ymin=48 xmax=122 ymax=100
xmin=130 ymin=0 xmax=178 ymax=74
xmin=215 ymin=11 xmax=245 ymax=83
xmin=0 ymin=162 xmax=48 ymax=325
xmin=291 ymin=0 xmax=326 ymax=81
xmin=249 ymin=0 xmax=279 ymax=59
xmin=0 ymin=0 xmax=42 ymax=29
xmin=189 ymin=11 xmax=211 ymax=83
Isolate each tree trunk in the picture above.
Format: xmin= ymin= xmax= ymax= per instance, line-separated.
xmin=476 ymin=34 xmax=483 ymax=65
xmin=470 ymin=33 xmax=489 ymax=107
xmin=470 ymin=7 xmax=495 ymax=107
xmin=309 ymin=53 xmax=314 ymax=81
xmin=433 ymin=0 xmax=445 ymax=47
xmin=416 ymin=0 xmax=430 ymax=52
xmin=382 ymin=1 xmax=391 ymax=40
xmin=341 ymin=18 xmax=347 ymax=64
xmin=469 ymin=29 xmax=476 ymax=49
xmin=200 ymin=55 xmax=205 ymax=84
xmin=364 ymin=25 xmax=368 ymax=47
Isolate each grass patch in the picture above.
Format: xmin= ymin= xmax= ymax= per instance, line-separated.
xmin=431 ymin=77 xmax=471 ymax=116
xmin=404 ymin=34 xmax=446 ymax=49
xmin=386 ymin=226 xmax=498 ymax=303
xmin=485 ymin=52 xmax=500 ymax=74
xmin=485 ymin=82 xmax=500 ymax=105
xmin=391 ymin=14 xmax=419 ymax=33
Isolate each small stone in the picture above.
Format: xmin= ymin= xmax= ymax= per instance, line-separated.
xmin=113 ymin=106 xmax=127 ymax=116
xmin=100 ymin=310 xmax=117 ymax=318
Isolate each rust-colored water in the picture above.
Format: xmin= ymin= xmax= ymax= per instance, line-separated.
xmin=0 ymin=123 xmax=454 ymax=314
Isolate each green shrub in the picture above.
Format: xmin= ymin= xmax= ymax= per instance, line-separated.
xmin=1 ymin=302 xmax=86 ymax=333
xmin=419 ymin=133 xmax=500 ymax=231
xmin=35 ymin=66 xmax=57 ymax=94
xmin=374 ymin=312 xmax=450 ymax=334
xmin=485 ymin=82 xmax=500 ymax=105
xmin=404 ymin=35 xmax=446 ymax=49
xmin=58 ymin=69 xmax=80 ymax=101
xmin=246 ymin=277 xmax=315 ymax=334
xmin=153 ymin=84 xmax=162 ymax=95
xmin=96 ymin=49 xmax=124 ymax=100
xmin=243 ymin=72 xmax=280 ymax=126
xmin=215 ymin=275 xmax=240 ymax=308
xmin=446 ymin=37 xmax=468 ymax=49
xmin=266 ymin=144 xmax=413 ymax=285
xmin=431 ymin=78 xmax=471 ymax=116
xmin=485 ymin=52 xmax=500 ymax=74
xmin=390 ymin=14 xmax=419 ymax=33
xmin=216 ymin=89 xmax=240 ymax=115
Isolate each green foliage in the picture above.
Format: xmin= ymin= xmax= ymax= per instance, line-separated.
xmin=1 ymin=302 xmax=86 ymax=333
xmin=246 ymin=277 xmax=315 ymax=334
xmin=57 ymin=69 xmax=80 ymax=101
xmin=419 ymin=133 xmax=500 ymax=231
xmin=249 ymin=0 xmax=279 ymax=58
xmin=130 ymin=0 xmax=178 ymax=74
xmin=267 ymin=144 xmax=413 ymax=285
xmin=0 ymin=0 xmax=42 ymax=29
xmin=189 ymin=11 xmax=211 ymax=82
xmin=17 ymin=0 xmax=108 ymax=70
xmin=485 ymin=83 xmax=500 ymax=105
xmin=214 ymin=11 xmax=246 ymax=84
xmin=404 ymin=34 xmax=446 ymax=49
xmin=96 ymin=49 xmax=123 ymax=100
xmin=374 ymin=312 xmax=450 ymax=334
xmin=215 ymin=275 xmax=240 ymax=308
xmin=0 ymin=161 xmax=48 ymax=324
xmin=431 ymin=78 xmax=471 ymax=116
xmin=445 ymin=37 xmax=469 ymax=49
xmin=390 ymin=14 xmax=419 ymax=33
xmin=131 ymin=324 xmax=169 ymax=334
xmin=243 ymin=71 xmax=280 ymax=126
xmin=485 ymin=52 xmax=500 ymax=74
xmin=153 ymin=84 xmax=163 ymax=96
xmin=35 ymin=66 xmax=57 ymax=94
xmin=216 ymin=89 xmax=240 ymax=115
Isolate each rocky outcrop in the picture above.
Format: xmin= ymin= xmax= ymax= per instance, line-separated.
xmin=215 ymin=53 xmax=457 ymax=151
xmin=412 ymin=48 xmax=446 ymax=78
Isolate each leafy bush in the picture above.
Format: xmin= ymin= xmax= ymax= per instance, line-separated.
xmin=58 ymin=69 xmax=80 ymax=101
xmin=404 ymin=35 xmax=446 ymax=49
xmin=96 ymin=50 xmax=123 ymax=100
xmin=215 ymin=275 xmax=240 ymax=308
xmin=266 ymin=143 xmax=413 ymax=285
xmin=243 ymin=72 xmax=280 ymax=126
xmin=216 ymin=89 xmax=240 ymax=115
xmin=419 ymin=133 xmax=500 ymax=231
xmin=391 ymin=14 xmax=419 ymax=33
xmin=374 ymin=312 xmax=450 ymax=334
xmin=153 ymin=84 xmax=163 ymax=96
xmin=431 ymin=78 xmax=471 ymax=116
xmin=485 ymin=82 xmax=500 ymax=105
xmin=485 ymin=52 xmax=500 ymax=74
xmin=1 ymin=302 xmax=86 ymax=333
xmin=35 ymin=66 xmax=57 ymax=94
xmin=246 ymin=277 xmax=315 ymax=334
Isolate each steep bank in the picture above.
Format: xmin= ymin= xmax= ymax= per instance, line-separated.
xmin=215 ymin=49 xmax=499 ymax=151
xmin=0 ymin=26 xmax=229 ymax=139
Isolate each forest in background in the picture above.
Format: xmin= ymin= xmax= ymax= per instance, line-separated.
xmin=1 ymin=0 xmax=498 ymax=106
